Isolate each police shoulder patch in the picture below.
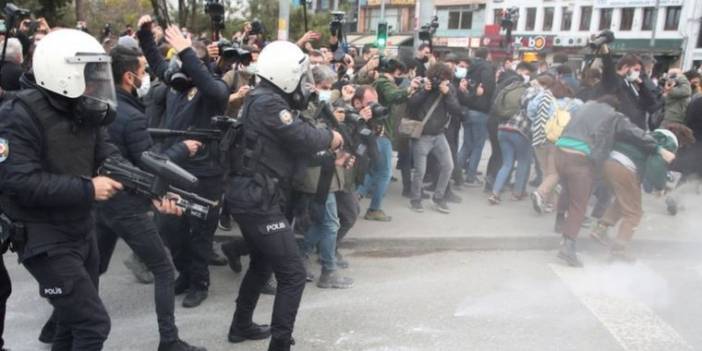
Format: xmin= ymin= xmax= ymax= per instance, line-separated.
xmin=279 ymin=110 xmax=294 ymax=125
xmin=0 ymin=138 xmax=8 ymax=163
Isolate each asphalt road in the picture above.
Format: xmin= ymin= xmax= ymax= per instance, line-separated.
xmin=5 ymin=242 xmax=702 ymax=351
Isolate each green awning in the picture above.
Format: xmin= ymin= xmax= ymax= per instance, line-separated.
xmin=607 ymin=39 xmax=683 ymax=54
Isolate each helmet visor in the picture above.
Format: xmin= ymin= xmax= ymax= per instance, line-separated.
xmin=83 ymin=61 xmax=117 ymax=109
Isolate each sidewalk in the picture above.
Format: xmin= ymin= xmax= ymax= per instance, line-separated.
xmin=216 ymin=174 xmax=702 ymax=254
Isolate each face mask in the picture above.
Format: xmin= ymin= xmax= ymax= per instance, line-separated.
xmin=318 ymin=89 xmax=332 ymax=103
xmin=522 ymin=74 xmax=530 ymax=83
xmin=394 ymin=77 xmax=404 ymax=86
xmin=626 ymin=70 xmax=640 ymax=82
xmin=420 ymin=56 xmax=429 ymax=63
xmin=455 ymin=67 xmax=467 ymax=80
xmin=131 ymin=72 xmax=151 ymax=98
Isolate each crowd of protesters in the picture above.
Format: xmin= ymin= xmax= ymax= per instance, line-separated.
xmin=1 ymin=12 xmax=701 ymax=351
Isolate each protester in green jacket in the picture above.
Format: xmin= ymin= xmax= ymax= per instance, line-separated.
xmin=662 ymin=69 xmax=691 ymax=126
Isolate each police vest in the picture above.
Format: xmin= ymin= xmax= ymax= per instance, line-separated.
xmin=227 ymin=88 xmax=295 ymax=181
xmin=0 ymin=89 xmax=97 ymax=223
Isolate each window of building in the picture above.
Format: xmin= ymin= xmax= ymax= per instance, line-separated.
xmin=447 ymin=8 xmax=473 ymax=30
xmin=698 ymin=20 xmax=702 ymax=48
xmin=368 ymin=8 xmax=400 ymax=34
xmin=620 ymin=8 xmax=634 ymax=31
xmin=665 ymin=6 xmax=681 ymax=31
xmin=579 ymin=6 xmax=592 ymax=31
xmin=599 ymin=8 xmax=613 ymax=30
xmin=494 ymin=9 xmax=502 ymax=25
xmin=642 ymin=7 xmax=655 ymax=31
xmin=525 ymin=8 xmax=536 ymax=31
xmin=449 ymin=11 xmax=460 ymax=29
xmin=561 ymin=7 xmax=573 ymax=31
xmin=543 ymin=7 xmax=554 ymax=31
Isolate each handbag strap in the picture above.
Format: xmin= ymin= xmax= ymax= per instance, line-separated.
xmin=421 ymin=95 xmax=444 ymax=127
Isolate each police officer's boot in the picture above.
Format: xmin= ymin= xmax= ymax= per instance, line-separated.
xmin=228 ymin=311 xmax=271 ymax=343
xmin=317 ymin=269 xmax=353 ymax=289
xmin=38 ymin=316 xmax=56 ymax=343
xmin=158 ymin=338 xmax=207 ymax=351
xmin=268 ymin=337 xmax=295 ymax=351
xmin=557 ymin=236 xmax=583 ymax=267
xmin=221 ymin=240 xmax=244 ymax=273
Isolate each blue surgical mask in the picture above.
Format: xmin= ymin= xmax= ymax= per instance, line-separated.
xmin=455 ymin=67 xmax=467 ymax=79
xmin=318 ymin=89 xmax=332 ymax=103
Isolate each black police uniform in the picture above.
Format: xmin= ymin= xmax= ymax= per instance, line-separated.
xmin=95 ymin=88 xmax=189 ymax=344
xmin=138 ymin=26 xmax=229 ymax=296
xmin=0 ymin=76 xmax=118 ymax=350
xmin=225 ymin=82 xmax=333 ymax=348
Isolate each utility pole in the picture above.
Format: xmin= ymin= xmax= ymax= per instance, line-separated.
xmin=415 ymin=0 xmax=433 ymax=51
xmin=278 ymin=0 xmax=290 ymax=41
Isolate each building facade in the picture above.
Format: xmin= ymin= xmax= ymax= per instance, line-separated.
xmin=484 ymin=0 xmax=698 ymax=69
xmin=432 ymin=0 xmax=486 ymax=53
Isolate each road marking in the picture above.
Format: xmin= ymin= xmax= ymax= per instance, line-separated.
xmin=550 ymin=262 xmax=692 ymax=351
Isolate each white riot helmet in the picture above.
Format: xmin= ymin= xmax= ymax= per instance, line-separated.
xmin=256 ymin=40 xmax=314 ymax=109
xmin=33 ymin=29 xmax=117 ymax=110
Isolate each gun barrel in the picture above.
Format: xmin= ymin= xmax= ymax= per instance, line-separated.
xmin=141 ymin=151 xmax=199 ymax=188
xmin=148 ymin=128 xmax=222 ymax=141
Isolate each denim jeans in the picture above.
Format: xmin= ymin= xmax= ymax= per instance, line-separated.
xmin=493 ymin=131 xmax=533 ymax=195
xmin=358 ymin=135 xmax=393 ymax=211
xmin=411 ymin=134 xmax=454 ymax=201
xmin=158 ymin=176 xmax=221 ymax=291
xmin=303 ymin=193 xmax=340 ymax=271
xmin=457 ymin=109 xmax=489 ymax=179
xmin=96 ymin=201 xmax=179 ymax=342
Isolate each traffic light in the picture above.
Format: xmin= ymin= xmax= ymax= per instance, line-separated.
xmin=376 ymin=21 xmax=388 ymax=48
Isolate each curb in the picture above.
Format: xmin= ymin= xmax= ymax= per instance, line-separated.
xmin=215 ymin=232 xmax=702 ymax=255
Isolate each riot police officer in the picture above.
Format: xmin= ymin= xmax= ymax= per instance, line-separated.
xmin=224 ymin=41 xmax=343 ymax=351
xmin=0 ymin=29 xmax=122 ymax=350
xmin=0 ymin=29 xmax=177 ymax=350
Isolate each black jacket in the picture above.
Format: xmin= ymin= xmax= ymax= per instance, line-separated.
xmin=407 ymin=86 xmax=463 ymax=136
xmin=465 ymin=58 xmax=496 ymax=113
xmin=226 ymin=83 xmax=333 ymax=215
xmin=0 ymin=80 xmax=120 ymax=259
xmin=601 ymin=54 xmax=658 ymax=129
xmin=138 ymin=28 xmax=229 ymax=177
xmin=143 ymin=79 xmax=169 ymax=128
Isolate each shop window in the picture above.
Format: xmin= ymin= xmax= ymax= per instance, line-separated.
xmin=561 ymin=7 xmax=573 ymax=31
xmin=447 ymin=8 xmax=473 ymax=30
xmin=620 ymin=8 xmax=634 ymax=31
xmin=543 ymin=7 xmax=554 ymax=32
xmin=580 ymin=6 xmax=592 ymax=31
xmin=642 ymin=7 xmax=655 ymax=31
xmin=599 ymin=8 xmax=613 ymax=30
xmin=525 ymin=8 xmax=536 ymax=31
xmin=665 ymin=6 xmax=681 ymax=31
